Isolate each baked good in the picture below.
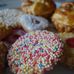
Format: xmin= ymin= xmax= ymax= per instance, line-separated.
xmin=19 ymin=14 xmax=50 ymax=32
xmin=0 ymin=8 xmax=50 ymax=40
xmin=0 ymin=9 xmax=24 ymax=40
xmin=0 ymin=42 xmax=7 ymax=74
xmin=7 ymin=30 xmax=63 ymax=74
xmin=52 ymin=2 xmax=74 ymax=32
xmin=20 ymin=0 xmax=56 ymax=18
xmin=4 ymin=28 xmax=26 ymax=44
xmin=0 ymin=25 xmax=12 ymax=41
xmin=59 ymin=32 xmax=74 ymax=68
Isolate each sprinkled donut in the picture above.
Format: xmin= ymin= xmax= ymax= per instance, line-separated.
xmin=19 ymin=14 xmax=49 ymax=32
xmin=7 ymin=30 xmax=63 ymax=74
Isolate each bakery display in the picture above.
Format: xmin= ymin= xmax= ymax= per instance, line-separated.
xmin=7 ymin=30 xmax=63 ymax=74
xmin=0 ymin=9 xmax=24 ymax=40
xmin=0 ymin=42 xmax=7 ymax=74
xmin=52 ymin=2 xmax=74 ymax=32
xmin=59 ymin=32 xmax=74 ymax=68
xmin=0 ymin=0 xmax=74 ymax=73
xmin=20 ymin=0 xmax=56 ymax=18
xmin=19 ymin=14 xmax=50 ymax=32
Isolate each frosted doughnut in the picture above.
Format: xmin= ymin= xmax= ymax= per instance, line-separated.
xmin=0 ymin=9 xmax=24 ymax=27
xmin=0 ymin=9 xmax=49 ymax=40
xmin=19 ymin=14 xmax=49 ymax=32
xmin=0 ymin=9 xmax=24 ymax=40
xmin=7 ymin=30 xmax=63 ymax=74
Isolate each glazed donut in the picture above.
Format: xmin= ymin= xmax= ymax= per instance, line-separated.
xmin=59 ymin=32 xmax=74 ymax=68
xmin=0 ymin=9 xmax=24 ymax=40
xmin=19 ymin=14 xmax=49 ymax=32
xmin=7 ymin=30 xmax=63 ymax=74
xmin=52 ymin=2 xmax=74 ymax=32
xmin=0 ymin=9 xmax=50 ymax=40
xmin=0 ymin=42 xmax=7 ymax=74
xmin=20 ymin=0 xmax=56 ymax=18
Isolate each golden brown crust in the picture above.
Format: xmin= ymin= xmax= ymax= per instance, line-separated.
xmin=0 ymin=42 xmax=7 ymax=74
xmin=0 ymin=24 xmax=12 ymax=40
xmin=20 ymin=0 xmax=56 ymax=18
xmin=52 ymin=2 xmax=74 ymax=32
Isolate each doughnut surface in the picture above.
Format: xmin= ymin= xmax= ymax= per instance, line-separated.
xmin=19 ymin=14 xmax=49 ymax=32
xmin=8 ymin=30 xmax=63 ymax=74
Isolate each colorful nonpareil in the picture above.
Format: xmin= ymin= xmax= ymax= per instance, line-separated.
xmin=8 ymin=30 xmax=63 ymax=74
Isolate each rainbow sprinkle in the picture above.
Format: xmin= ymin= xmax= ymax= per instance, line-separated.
xmin=8 ymin=30 xmax=63 ymax=74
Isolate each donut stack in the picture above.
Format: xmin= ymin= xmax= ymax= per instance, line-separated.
xmin=2 ymin=0 xmax=74 ymax=73
xmin=0 ymin=8 xmax=52 ymax=74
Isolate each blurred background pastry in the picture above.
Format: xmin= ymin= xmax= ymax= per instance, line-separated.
xmin=52 ymin=2 xmax=74 ymax=32
xmin=0 ymin=9 xmax=24 ymax=40
xmin=0 ymin=25 xmax=12 ymax=41
xmin=20 ymin=0 xmax=56 ymax=18
xmin=59 ymin=32 xmax=74 ymax=68
xmin=4 ymin=27 xmax=26 ymax=45
xmin=0 ymin=42 xmax=7 ymax=74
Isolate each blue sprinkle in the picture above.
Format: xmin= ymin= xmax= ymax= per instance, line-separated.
xmin=39 ymin=63 xmax=44 ymax=69
xmin=16 ymin=48 xmax=18 ymax=51
xmin=40 ymin=48 xmax=44 ymax=52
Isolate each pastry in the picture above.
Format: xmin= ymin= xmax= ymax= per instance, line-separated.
xmin=19 ymin=14 xmax=50 ymax=32
xmin=20 ymin=0 xmax=56 ymax=18
xmin=59 ymin=32 xmax=74 ymax=68
xmin=0 ymin=8 xmax=50 ymax=40
xmin=52 ymin=2 xmax=74 ymax=32
xmin=4 ymin=28 xmax=26 ymax=45
xmin=7 ymin=30 xmax=63 ymax=74
xmin=0 ymin=42 xmax=7 ymax=74
xmin=0 ymin=25 xmax=12 ymax=41
xmin=0 ymin=9 xmax=24 ymax=40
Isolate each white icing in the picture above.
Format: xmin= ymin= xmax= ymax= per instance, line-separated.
xmin=0 ymin=9 xmax=24 ymax=27
xmin=0 ymin=9 xmax=49 ymax=31
xmin=19 ymin=14 xmax=49 ymax=31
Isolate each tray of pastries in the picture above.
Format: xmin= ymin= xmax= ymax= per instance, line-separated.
xmin=0 ymin=0 xmax=74 ymax=74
